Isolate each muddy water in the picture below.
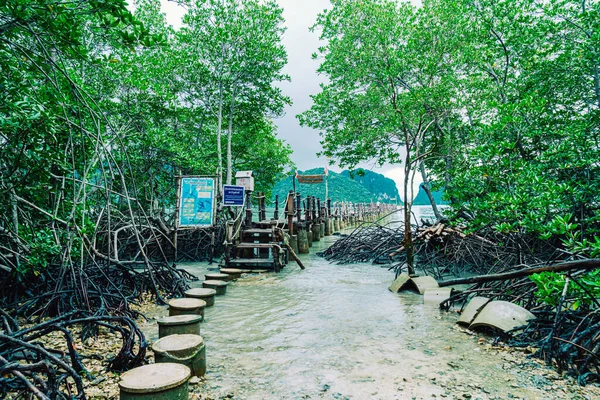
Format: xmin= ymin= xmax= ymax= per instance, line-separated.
xmin=141 ymin=233 xmax=597 ymax=400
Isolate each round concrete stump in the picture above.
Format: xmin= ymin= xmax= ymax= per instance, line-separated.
xmin=202 ymin=280 xmax=228 ymax=295
xmin=319 ymin=222 xmax=325 ymax=238
xmin=152 ymin=334 xmax=206 ymax=378
xmin=219 ymin=268 xmax=242 ymax=280
xmin=119 ymin=363 xmax=190 ymax=400
xmin=312 ymin=223 xmax=320 ymax=242
xmin=298 ymin=230 xmax=309 ymax=254
xmin=184 ymin=288 xmax=216 ymax=307
xmin=157 ymin=315 xmax=202 ymax=338
xmin=204 ymin=273 xmax=229 ymax=281
xmin=168 ymin=298 xmax=206 ymax=319
xmin=307 ymin=229 xmax=313 ymax=247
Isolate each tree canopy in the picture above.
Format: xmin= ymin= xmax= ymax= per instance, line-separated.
xmin=299 ymin=0 xmax=600 ymax=259
xmin=0 ymin=0 xmax=292 ymax=281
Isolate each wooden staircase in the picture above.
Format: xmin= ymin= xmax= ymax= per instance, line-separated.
xmin=226 ymin=224 xmax=288 ymax=272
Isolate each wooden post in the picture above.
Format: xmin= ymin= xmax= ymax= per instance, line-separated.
xmin=304 ymin=198 xmax=310 ymax=222
xmin=225 ymin=221 xmax=234 ymax=268
xmin=285 ymin=243 xmax=305 ymax=270
xmin=296 ymin=193 xmax=302 ymax=222
xmin=259 ymin=192 xmax=266 ymax=221
xmin=317 ymin=198 xmax=322 ymax=220
xmin=287 ymin=191 xmax=294 ymax=236
xmin=209 ymin=226 xmax=215 ymax=264
xmin=274 ymin=194 xmax=279 ymax=220
xmin=245 ymin=191 xmax=252 ymax=227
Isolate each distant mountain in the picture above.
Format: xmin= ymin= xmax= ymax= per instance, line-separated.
xmin=412 ymin=183 xmax=447 ymax=206
xmin=340 ymin=169 xmax=400 ymax=203
xmin=270 ymin=168 xmax=400 ymax=204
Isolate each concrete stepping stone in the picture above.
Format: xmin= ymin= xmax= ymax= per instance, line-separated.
xmin=470 ymin=300 xmax=535 ymax=333
xmin=410 ymin=276 xmax=439 ymax=294
xmin=119 ymin=363 xmax=190 ymax=400
xmin=219 ymin=268 xmax=242 ymax=280
xmin=152 ymin=334 xmax=206 ymax=377
xmin=202 ymin=280 xmax=228 ymax=295
xmin=168 ymin=298 xmax=206 ymax=319
xmin=389 ymin=273 xmax=411 ymax=293
xmin=388 ymin=273 xmax=439 ymax=294
xmin=204 ymin=272 xmax=230 ymax=281
xmin=185 ymin=288 xmax=217 ymax=306
xmin=157 ymin=315 xmax=202 ymax=338
xmin=457 ymin=296 xmax=491 ymax=326
xmin=423 ymin=288 xmax=453 ymax=305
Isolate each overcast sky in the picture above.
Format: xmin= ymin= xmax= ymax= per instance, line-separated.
xmin=158 ymin=0 xmax=420 ymax=200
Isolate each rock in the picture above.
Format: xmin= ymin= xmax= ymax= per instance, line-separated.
xmin=90 ymin=376 xmax=106 ymax=386
xmin=189 ymin=376 xmax=201 ymax=385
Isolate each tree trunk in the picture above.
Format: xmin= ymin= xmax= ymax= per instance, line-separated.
xmin=217 ymin=81 xmax=224 ymax=187
xmin=419 ymin=161 xmax=443 ymax=221
xmin=226 ymin=87 xmax=236 ymax=185
xmin=403 ymin=148 xmax=414 ymax=275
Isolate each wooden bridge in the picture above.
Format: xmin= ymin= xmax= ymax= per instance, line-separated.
xmin=223 ymin=191 xmax=395 ymax=271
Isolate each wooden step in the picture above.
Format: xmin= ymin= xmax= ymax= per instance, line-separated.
xmin=228 ymin=258 xmax=277 ymax=269
xmin=243 ymin=229 xmax=274 ymax=235
xmin=237 ymin=243 xmax=281 ymax=249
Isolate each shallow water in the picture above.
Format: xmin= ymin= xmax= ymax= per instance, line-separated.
xmin=139 ymin=219 xmax=596 ymax=400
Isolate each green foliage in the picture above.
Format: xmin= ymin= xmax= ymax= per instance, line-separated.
xmin=20 ymin=229 xmax=62 ymax=276
xmin=0 ymin=0 xmax=292 ymax=277
xmin=300 ymin=0 xmax=600 ymax=257
xmin=531 ymin=271 xmax=600 ymax=309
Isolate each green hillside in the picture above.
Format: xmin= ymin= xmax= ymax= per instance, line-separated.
xmin=271 ymin=168 xmax=396 ymax=203
xmin=340 ymin=169 xmax=400 ymax=203
xmin=412 ymin=184 xmax=447 ymax=205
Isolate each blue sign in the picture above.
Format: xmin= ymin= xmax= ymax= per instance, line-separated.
xmin=223 ymin=185 xmax=245 ymax=206
xmin=178 ymin=177 xmax=216 ymax=227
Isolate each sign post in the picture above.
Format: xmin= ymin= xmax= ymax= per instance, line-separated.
xmin=177 ymin=176 xmax=217 ymax=228
xmin=223 ymin=185 xmax=245 ymax=207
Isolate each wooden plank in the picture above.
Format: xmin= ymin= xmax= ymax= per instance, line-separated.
xmin=243 ymin=229 xmax=274 ymax=234
xmin=237 ymin=243 xmax=279 ymax=249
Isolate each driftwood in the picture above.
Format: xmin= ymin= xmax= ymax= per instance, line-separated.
xmin=317 ymin=223 xmax=405 ymax=264
xmin=439 ymin=259 xmax=600 ymax=287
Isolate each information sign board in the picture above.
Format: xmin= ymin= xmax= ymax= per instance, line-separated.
xmin=223 ymin=185 xmax=245 ymax=206
xmin=297 ymin=174 xmax=325 ymax=184
xmin=177 ymin=176 xmax=216 ymax=228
